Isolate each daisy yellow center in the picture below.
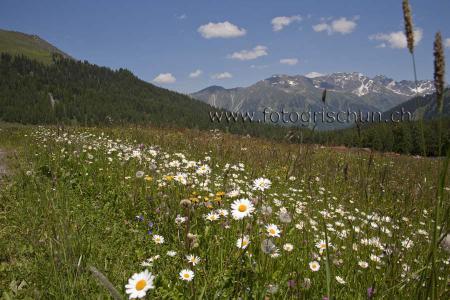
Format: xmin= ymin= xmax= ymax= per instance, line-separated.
xmin=269 ymin=228 xmax=276 ymax=235
xmin=183 ymin=273 xmax=190 ymax=279
xmin=135 ymin=279 xmax=147 ymax=291
xmin=238 ymin=204 xmax=247 ymax=212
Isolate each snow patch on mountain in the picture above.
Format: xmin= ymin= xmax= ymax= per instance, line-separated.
xmin=305 ymin=72 xmax=325 ymax=78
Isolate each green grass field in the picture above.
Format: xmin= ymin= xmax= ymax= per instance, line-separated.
xmin=0 ymin=125 xmax=449 ymax=299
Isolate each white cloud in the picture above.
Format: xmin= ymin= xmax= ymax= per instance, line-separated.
xmin=312 ymin=23 xmax=330 ymax=33
xmin=313 ymin=17 xmax=357 ymax=35
xmin=198 ymin=21 xmax=246 ymax=39
xmin=271 ymin=15 xmax=302 ymax=31
xmin=331 ymin=17 xmax=357 ymax=34
xmin=189 ymin=69 xmax=203 ymax=78
xmin=305 ymin=72 xmax=324 ymax=78
xmin=153 ymin=73 xmax=176 ymax=84
xmin=445 ymin=38 xmax=450 ymax=48
xmin=369 ymin=28 xmax=423 ymax=49
xmin=212 ymin=72 xmax=233 ymax=79
xmin=280 ymin=58 xmax=299 ymax=65
xmin=229 ymin=45 xmax=268 ymax=61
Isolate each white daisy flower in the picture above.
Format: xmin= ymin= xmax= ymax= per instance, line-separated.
xmin=283 ymin=243 xmax=294 ymax=252
xmin=125 ymin=270 xmax=155 ymax=299
xmin=266 ymin=224 xmax=281 ymax=238
xmin=152 ymin=234 xmax=164 ymax=244
xmin=166 ymin=250 xmax=177 ymax=257
xmin=252 ymin=177 xmax=271 ymax=191
xmin=315 ymin=239 xmax=332 ymax=254
xmin=174 ymin=173 xmax=188 ymax=185
xmin=175 ymin=214 xmax=187 ymax=224
xmin=141 ymin=255 xmax=160 ymax=267
xmin=186 ymin=254 xmax=201 ymax=266
xmin=336 ymin=276 xmax=346 ymax=285
xmin=401 ymin=238 xmax=414 ymax=249
xmin=370 ymin=254 xmax=381 ymax=263
xmin=358 ymin=261 xmax=369 ymax=269
xmin=270 ymin=247 xmax=280 ymax=258
xmin=231 ymin=198 xmax=255 ymax=220
xmin=205 ymin=212 xmax=220 ymax=222
xmin=196 ymin=164 xmax=211 ymax=175
xmin=295 ymin=222 xmax=305 ymax=230
xmin=309 ymin=261 xmax=320 ymax=272
xmin=227 ymin=189 xmax=240 ymax=198
xmin=236 ymin=235 xmax=250 ymax=249
xmin=179 ymin=269 xmax=194 ymax=281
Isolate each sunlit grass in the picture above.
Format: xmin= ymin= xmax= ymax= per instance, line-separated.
xmin=0 ymin=125 xmax=449 ymax=299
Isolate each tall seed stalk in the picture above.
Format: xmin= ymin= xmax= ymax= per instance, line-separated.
xmin=433 ymin=32 xmax=445 ymax=157
xmin=402 ymin=0 xmax=418 ymax=90
xmin=424 ymin=31 xmax=446 ymax=300
xmin=402 ymin=0 xmax=427 ymax=156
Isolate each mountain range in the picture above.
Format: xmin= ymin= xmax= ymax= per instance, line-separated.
xmin=191 ymin=73 xmax=435 ymax=128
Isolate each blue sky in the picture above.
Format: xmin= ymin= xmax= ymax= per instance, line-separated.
xmin=1 ymin=0 xmax=449 ymax=93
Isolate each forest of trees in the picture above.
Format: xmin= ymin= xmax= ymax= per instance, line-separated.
xmin=311 ymin=118 xmax=450 ymax=156
xmin=0 ymin=52 xmax=224 ymax=127
xmin=0 ymin=53 xmax=294 ymax=137
xmin=0 ymin=52 xmax=448 ymax=156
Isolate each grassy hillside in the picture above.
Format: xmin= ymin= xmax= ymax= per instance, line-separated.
xmin=0 ymin=29 xmax=71 ymax=64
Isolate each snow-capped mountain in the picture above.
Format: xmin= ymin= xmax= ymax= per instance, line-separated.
xmin=192 ymin=72 xmax=434 ymax=114
xmin=309 ymin=72 xmax=434 ymax=97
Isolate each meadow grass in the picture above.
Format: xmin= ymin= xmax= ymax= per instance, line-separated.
xmin=0 ymin=125 xmax=449 ymax=299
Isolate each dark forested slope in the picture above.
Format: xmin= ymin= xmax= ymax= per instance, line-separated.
xmin=0 ymin=53 xmax=222 ymax=127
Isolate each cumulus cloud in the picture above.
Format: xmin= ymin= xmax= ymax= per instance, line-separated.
xmin=445 ymin=38 xmax=450 ymax=48
xmin=271 ymin=15 xmax=302 ymax=31
xmin=229 ymin=45 xmax=268 ymax=61
xmin=312 ymin=23 xmax=330 ymax=33
xmin=153 ymin=73 xmax=176 ymax=84
xmin=212 ymin=72 xmax=233 ymax=79
xmin=198 ymin=21 xmax=246 ymax=39
xmin=369 ymin=28 xmax=423 ymax=49
xmin=280 ymin=58 xmax=299 ymax=65
xmin=313 ymin=17 xmax=357 ymax=35
xmin=189 ymin=69 xmax=203 ymax=78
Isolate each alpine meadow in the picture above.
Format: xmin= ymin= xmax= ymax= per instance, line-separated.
xmin=0 ymin=0 xmax=450 ymax=299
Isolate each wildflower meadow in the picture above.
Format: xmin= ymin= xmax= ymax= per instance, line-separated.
xmin=1 ymin=125 xmax=449 ymax=299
